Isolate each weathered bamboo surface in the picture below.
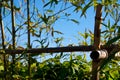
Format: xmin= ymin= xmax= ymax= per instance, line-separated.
xmin=0 ymin=44 xmax=119 ymax=54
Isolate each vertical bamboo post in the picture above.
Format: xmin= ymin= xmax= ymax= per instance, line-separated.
xmin=91 ymin=4 xmax=102 ymax=80
xmin=27 ymin=0 xmax=31 ymax=79
xmin=11 ymin=0 xmax=16 ymax=78
xmin=0 ymin=1 xmax=7 ymax=79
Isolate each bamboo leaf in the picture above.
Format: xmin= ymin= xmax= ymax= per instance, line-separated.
xmin=46 ymin=10 xmax=53 ymax=13
xmin=43 ymin=0 xmax=58 ymax=7
xmin=101 ymin=23 xmax=108 ymax=28
xmin=70 ymin=19 xmax=79 ymax=24
xmin=54 ymin=30 xmax=63 ymax=34
xmin=6 ymin=27 xmax=12 ymax=35
xmin=80 ymin=1 xmax=92 ymax=17
xmin=106 ymin=36 xmax=120 ymax=45
xmin=100 ymin=49 xmax=117 ymax=70
xmin=108 ymin=19 xmax=110 ymax=28
xmin=117 ymin=26 xmax=120 ymax=36
xmin=43 ymin=1 xmax=51 ymax=7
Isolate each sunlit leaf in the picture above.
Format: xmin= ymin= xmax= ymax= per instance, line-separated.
xmin=80 ymin=1 xmax=92 ymax=17
xmin=93 ymin=0 xmax=98 ymax=7
xmin=85 ymin=32 xmax=88 ymax=39
xmin=46 ymin=10 xmax=53 ymax=13
xmin=117 ymin=26 xmax=120 ymax=36
xmin=74 ymin=6 xmax=82 ymax=12
xmin=54 ymin=37 xmax=63 ymax=44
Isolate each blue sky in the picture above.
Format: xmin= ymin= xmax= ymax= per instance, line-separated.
xmin=11 ymin=0 xmax=96 ymax=47
xmin=2 ymin=0 xmax=118 ymax=61
xmin=1 ymin=0 xmax=98 ymax=61
xmin=38 ymin=0 xmax=96 ymax=46
xmin=2 ymin=0 xmax=119 ymax=47
xmin=34 ymin=0 xmax=96 ymax=61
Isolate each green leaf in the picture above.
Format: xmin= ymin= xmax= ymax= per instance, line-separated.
xmin=94 ymin=0 xmax=100 ymax=7
xmin=117 ymin=26 xmax=120 ymax=36
xmin=80 ymin=1 xmax=92 ymax=17
xmin=46 ymin=9 xmax=53 ymax=13
xmin=78 ymin=32 xmax=85 ymax=37
xmin=74 ymin=6 xmax=82 ymax=12
xmin=54 ymin=37 xmax=63 ymax=44
xmin=54 ymin=30 xmax=63 ymax=35
xmin=101 ymin=19 xmax=111 ymax=29
xmin=43 ymin=0 xmax=58 ymax=7
xmin=70 ymin=19 xmax=79 ymax=24
xmin=0 ymin=66 xmax=4 ymax=71
xmin=41 ymin=14 xmax=49 ymax=24
xmin=85 ymin=32 xmax=88 ymax=39
xmin=6 ymin=27 xmax=12 ymax=35
xmin=83 ymin=54 xmax=87 ymax=61
xmin=108 ymin=19 xmax=110 ymax=29
xmin=101 ymin=23 xmax=109 ymax=28
xmin=82 ymin=41 xmax=88 ymax=45
xmin=100 ymin=50 xmax=117 ymax=70
xmin=43 ymin=1 xmax=51 ymax=7
xmin=106 ymin=36 xmax=120 ymax=45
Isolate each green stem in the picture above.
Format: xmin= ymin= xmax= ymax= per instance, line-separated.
xmin=11 ymin=0 xmax=16 ymax=78
xmin=27 ymin=0 xmax=31 ymax=79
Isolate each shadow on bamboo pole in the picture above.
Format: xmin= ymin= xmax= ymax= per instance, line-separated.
xmin=91 ymin=4 xmax=102 ymax=80
xmin=27 ymin=0 xmax=31 ymax=79
xmin=0 ymin=1 xmax=7 ymax=79
xmin=11 ymin=0 xmax=16 ymax=78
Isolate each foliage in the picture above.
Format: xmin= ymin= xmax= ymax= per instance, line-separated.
xmin=33 ymin=53 xmax=91 ymax=80
xmin=0 ymin=0 xmax=120 ymax=80
xmin=100 ymin=59 xmax=120 ymax=80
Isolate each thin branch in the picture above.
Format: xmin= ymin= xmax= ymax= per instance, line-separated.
xmin=11 ymin=0 xmax=16 ymax=78
xmin=31 ymin=5 xmax=73 ymax=27
xmin=15 ymin=5 xmax=73 ymax=32
xmin=27 ymin=0 xmax=30 ymax=48
xmin=0 ymin=0 xmax=7 ymax=79
xmin=27 ymin=0 xmax=31 ymax=79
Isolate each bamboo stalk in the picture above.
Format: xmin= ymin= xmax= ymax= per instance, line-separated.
xmin=1 ymin=45 xmax=93 ymax=54
xmin=0 ymin=45 xmax=120 ymax=59
xmin=0 ymin=0 xmax=7 ymax=79
xmin=11 ymin=0 xmax=16 ymax=78
xmin=94 ymin=4 xmax=102 ymax=49
xmin=92 ymin=4 xmax=102 ymax=80
xmin=27 ymin=0 xmax=31 ymax=79
xmin=0 ymin=45 xmax=118 ymax=54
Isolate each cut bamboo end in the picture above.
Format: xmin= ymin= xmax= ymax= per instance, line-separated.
xmin=115 ymin=51 xmax=120 ymax=58
xmin=90 ymin=50 xmax=108 ymax=60
xmin=90 ymin=49 xmax=120 ymax=60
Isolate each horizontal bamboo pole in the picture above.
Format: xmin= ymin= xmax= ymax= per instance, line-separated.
xmin=0 ymin=44 xmax=119 ymax=54
xmin=0 ymin=45 xmax=94 ymax=54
